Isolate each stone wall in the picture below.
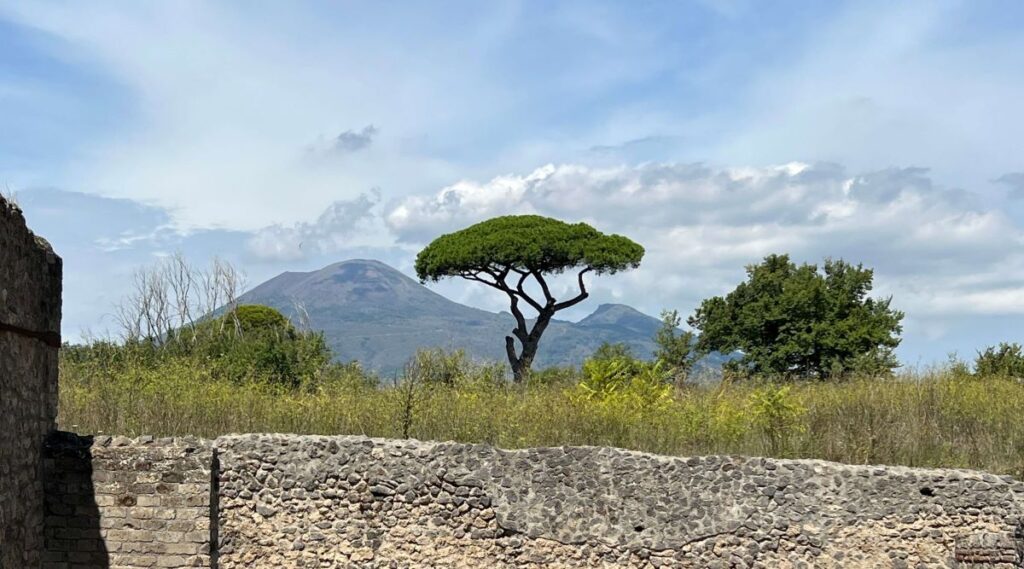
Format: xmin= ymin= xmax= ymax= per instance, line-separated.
xmin=216 ymin=434 xmax=1024 ymax=568
xmin=42 ymin=433 xmax=214 ymax=569
xmin=0 ymin=196 xmax=62 ymax=567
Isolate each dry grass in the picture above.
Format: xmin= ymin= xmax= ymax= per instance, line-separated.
xmin=57 ymin=350 xmax=1024 ymax=476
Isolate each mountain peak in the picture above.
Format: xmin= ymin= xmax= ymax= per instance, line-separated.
xmin=324 ymin=258 xmax=395 ymax=271
xmin=578 ymin=303 xmax=658 ymax=333
xmin=582 ymin=303 xmax=646 ymax=320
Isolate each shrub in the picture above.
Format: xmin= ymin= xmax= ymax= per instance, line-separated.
xmin=975 ymin=343 xmax=1024 ymax=379
xmin=190 ymin=306 xmax=331 ymax=387
xmin=575 ymin=351 xmax=673 ymax=415
xmin=403 ymin=348 xmax=505 ymax=388
xmin=747 ymin=383 xmax=805 ymax=455
xmin=524 ymin=365 xmax=579 ymax=387
xmin=653 ymin=309 xmax=696 ymax=382
xmin=231 ymin=304 xmax=293 ymax=333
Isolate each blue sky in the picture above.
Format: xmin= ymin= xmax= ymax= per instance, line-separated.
xmin=4 ymin=0 xmax=1024 ymax=366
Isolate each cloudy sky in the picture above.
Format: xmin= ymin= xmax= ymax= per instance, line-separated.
xmin=4 ymin=0 xmax=1024 ymax=365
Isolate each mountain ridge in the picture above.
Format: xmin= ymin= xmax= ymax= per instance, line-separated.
xmin=239 ymin=259 xmax=720 ymax=374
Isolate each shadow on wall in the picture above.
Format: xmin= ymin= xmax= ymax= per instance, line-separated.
xmin=43 ymin=432 xmax=110 ymax=568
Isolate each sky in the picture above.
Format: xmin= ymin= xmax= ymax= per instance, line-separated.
xmin=3 ymin=0 xmax=1024 ymax=366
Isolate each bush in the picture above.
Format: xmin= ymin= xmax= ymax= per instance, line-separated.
xmin=231 ymin=304 xmax=293 ymax=333
xmin=189 ymin=306 xmax=331 ymax=387
xmin=653 ymin=309 xmax=696 ymax=382
xmin=524 ymin=365 xmax=579 ymax=387
xmin=975 ymin=343 xmax=1024 ymax=379
xmin=403 ymin=348 xmax=505 ymax=388
xmin=575 ymin=349 xmax=673 ymax=415
xmin=578 ymin=343 xmax=646 ymax=393
xmin=77 ymin=304 xmax=334 ymax=388
xmin=747 ymin=383 xmax=805 ymax=455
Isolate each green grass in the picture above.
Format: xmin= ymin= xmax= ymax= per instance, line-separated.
xmin=57 ymin=350 xmax=1024 ymax=476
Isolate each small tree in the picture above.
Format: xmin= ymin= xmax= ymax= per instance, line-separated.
xmin=653 ymin=309 xmax=696 ymax=382
xmin=975 ymin=343 xmax=1024 ymax=379
xmin=688 ymin=254 xmax=903 ymax=379
xmin=415 ymin=215 xmax=644 ymax=382
xmin=194 ymin=304 xmax=332 ymax=387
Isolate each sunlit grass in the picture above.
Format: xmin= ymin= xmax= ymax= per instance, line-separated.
xmin=58 ymin=352 xmax=1024 ymax=476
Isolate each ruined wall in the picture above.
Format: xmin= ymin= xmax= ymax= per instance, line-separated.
xmin=16 ymin=430 xmax=1024 ymax=567
xmin=0 ymin=196 xmax=62 ymax=567
xmin=42 ymin=434 xmax=214 ymax=569
xmin=216 ymin=434 xmax=1024 ymax=568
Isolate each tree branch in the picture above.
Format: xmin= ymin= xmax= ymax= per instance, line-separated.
xmin=459 ymin=271 xmax=505 ymax=292
xmin=468 ymin=266 xmax=544 ymax=313
xmin=460 ymin=267 xmax=536 ymax=343
xmin=532 ymin=270 xmax=555 ymax=307
xmin=514 ymin=271 xmax=544 ymax=312
xmin=553 ymin=267 xmax=593 ymax=311
xmin=506 ymin=294 xmax=529 ymax=343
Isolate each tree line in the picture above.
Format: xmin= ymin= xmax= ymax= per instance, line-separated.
xmin=93 ymin=214 xmax=1024 ymax=385
xmin=418 ymin=215 xmax=1020 ymax=382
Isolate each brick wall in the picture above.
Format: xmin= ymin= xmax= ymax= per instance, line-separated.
xmin=42 ymin=434 xmax=214 ymax=568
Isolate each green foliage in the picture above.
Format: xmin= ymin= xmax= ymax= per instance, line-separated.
xmin=653 ymin=309 xmax=696 ymax=382
xmin=190 ymin=305 xmax=331 ymax=387
xmin=747 ymin=383 xmax=805 ymax=455
xmin=689 ymin=254 xmax=904 ymax=379
xmin=975 ymin=343 xmax=1024 ymax=379
xmin=590 ymin=341 xmax=637 ymax=363
xmin=574 ymin=346 xmax=672 ymax=415
xmin=58 ymin=352 xmax=1024 ymax=476
xmin=843 ymin=346 xmax=901 ymax=378
xmin=415 ymin=215 xmax=644 ymax=281
xmin=578 ymin=347 xmax=642 ymax=394
xmin=403 ymin=348 xmax=505 ymax=387
xmin=81 ymin=304 xmax=335 ymax=388
xmin=231 ymin=304 xmax=292 ymax=333
xmin=523 ymin=365 xmax=579 ymax=387
xmin=940 ymin=352 xmax=973 ymax=380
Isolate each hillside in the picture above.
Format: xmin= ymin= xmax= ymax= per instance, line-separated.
xmin=239 ymin=259 xmax=721 ymax=374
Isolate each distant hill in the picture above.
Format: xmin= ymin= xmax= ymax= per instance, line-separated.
xmin=239 ymin=259 xmax=725 ymax=375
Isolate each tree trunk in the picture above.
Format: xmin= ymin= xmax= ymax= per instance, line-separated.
xmin=507 ymin=309 xmax=553 ymax=383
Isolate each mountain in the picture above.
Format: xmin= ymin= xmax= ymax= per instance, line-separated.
xmin=239 ymin=259 xmax=723 ymax=375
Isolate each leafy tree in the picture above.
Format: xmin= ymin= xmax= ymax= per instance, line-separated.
xmin=192 ymin=304 xmax=332 ymax=387
xmin=688 ymin=254 xmax=903 ymax=379
xmin=975 ymin=343 xmax=1024 ymax=378
xmin=653 ymin=309 xmax=696 ymax=381
xmin=416 ymin=215 xmax=644 ymax=382
xmin=585 ymin=342 xmax=646 ymax=382
xmin=230 ymin=304 xmax=292 ymax=333
xmin=591 ymin=341 xmax=636 ymax=362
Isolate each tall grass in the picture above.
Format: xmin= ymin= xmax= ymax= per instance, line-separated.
xmin=58 ymin=349 xmax=1024 ymax=476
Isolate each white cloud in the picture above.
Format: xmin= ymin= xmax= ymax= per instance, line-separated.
xmin=385 ymin=162 xmax=1024 ymax=322
xmin=0 ymin=2 xmax=512 ymax=230
xmin=247 ymin=190 xmax=383 ymax=262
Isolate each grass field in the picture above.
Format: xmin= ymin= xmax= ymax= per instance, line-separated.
xmin=58 ymin=349 xmax=1024 ymax=476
